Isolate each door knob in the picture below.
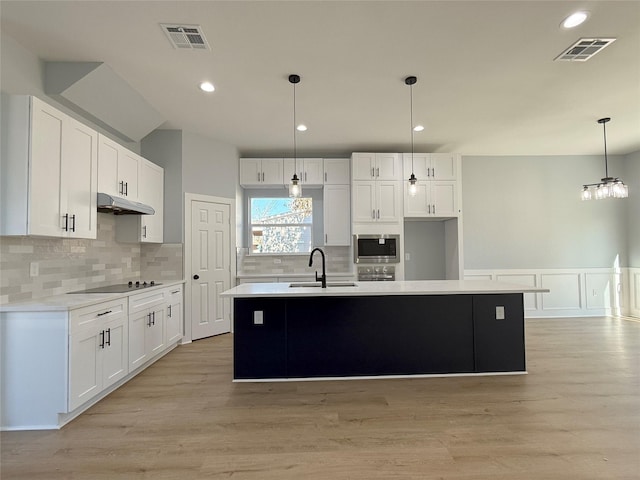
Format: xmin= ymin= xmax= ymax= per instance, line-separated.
xmin=193 ymin=274 xmax=200 ymax=280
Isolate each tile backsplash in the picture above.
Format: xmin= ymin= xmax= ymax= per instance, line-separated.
xmin=0 ymin=213 xmax=183 ymax=304
xmin=237 ymin=246 xmax=353 ymax=276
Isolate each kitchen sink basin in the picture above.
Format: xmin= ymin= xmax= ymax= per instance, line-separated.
xmin=289 ymin=282 xmax=357 ymax=288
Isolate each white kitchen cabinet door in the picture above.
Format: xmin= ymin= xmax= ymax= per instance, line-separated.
xmin=431 ymin=153 xmax=458 ymax=180
xmin=139 ymin=159 xmax=164 ymax=243
xmin=165 ymin=287 xmax=183 ymax=344
xmin=324 ymin=184 xmax=351 ymax=246
xmin=431 ymin=181 xmax=458 ymax=217
xmin=284 ymin=158 xmax=324 ymax=185
xmin=128 ymin=290 xmax=167 ymax=372
xmin=119 ymin=150 xmax=140 ymax=199
xmin=239 ymin=158 xmax=262 ymax=185
xmin=147 ymin=307 xmax=166 ymax=357
xmin=376 ymin=181 xmax=401 ymax=221
xmin=97 ymin=135 xmax=120 ymax=196
xmin=402 ymin=153 xmax=431 ymax=180
xmin=29 ymin=98 xmax=65 ymax=237
xmin=261 ymin=158 xmax=285 ymax=185
xmin=323 ymin=158 xmax=350 ymax=184
xmin=128 ymin=309 xmax=150 ymax=371
xmin=352 ymin=181 xmax=376 ymax=222
xmin=351 ymin=153 xmax=377 ymax=180
xmin=375 ymin=153 xmax=401 ymax=180
xmin=69 ymin=327 xmax=102 ymax=411
xmin=61 ymin=116 xmax=98 ymax=239
xmin=101 ymin=315 xmax=128 ymax=389
xmin=404 ymin=181 xmax=431 ymax=217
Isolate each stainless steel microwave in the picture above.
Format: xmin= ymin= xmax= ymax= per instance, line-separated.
xmin=353 ymin=234 xmax=400 ymax=263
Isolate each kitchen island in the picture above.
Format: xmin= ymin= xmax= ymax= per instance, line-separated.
xmin=222 ymin=280 xmax=548 ymax=381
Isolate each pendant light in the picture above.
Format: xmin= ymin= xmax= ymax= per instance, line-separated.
xmin=288 ymin=74 xmax=302 ymax=198
xmin=405 ymin=76 xmax=418 ymax=197
xmin=581 ymin=117 xmax=628 ymax=200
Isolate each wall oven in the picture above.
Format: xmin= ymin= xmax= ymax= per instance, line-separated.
xmin=353 ymin=234 xmax=400 ymax=264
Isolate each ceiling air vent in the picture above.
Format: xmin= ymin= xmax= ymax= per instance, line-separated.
xmin=554 ymin=37 xmax=616 ymax=62
xmin=160 ymin=24 xmax=211 ymax=50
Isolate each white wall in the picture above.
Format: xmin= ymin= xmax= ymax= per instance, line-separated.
xmin=462 ymin=155 xmax=630 ymax=269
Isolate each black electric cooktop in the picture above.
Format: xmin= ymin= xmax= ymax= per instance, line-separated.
xmin=68 ymin=281 xmax=161 ymax=294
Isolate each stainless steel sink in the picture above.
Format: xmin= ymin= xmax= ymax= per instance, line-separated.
xmin=289 ymin=282 xmax=357 ymax=288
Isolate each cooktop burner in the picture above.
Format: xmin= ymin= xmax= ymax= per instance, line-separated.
xmin=68 ymin=281 xmax=161 ymax=294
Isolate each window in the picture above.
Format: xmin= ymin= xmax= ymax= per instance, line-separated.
xmin=250 ymin=197 xmax=313 ymax=254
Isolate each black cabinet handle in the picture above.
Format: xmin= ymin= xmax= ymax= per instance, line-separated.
xmin=124 ymin=182 xmax=128 ymax=196
xmin=193 ymin=275 xmax=199 ymax=280
xmin=143 ymin=225 xmax=147 ymax=238
xmin=70 ymin=214 xmax=76 ymax=232
xmin=168 ymin=305 xmax=172 ymax=318
xmin=151 ymin=311 xmax=155 ymax=326
xmin=97 ymin=310 xmax=112 ymax=317
xmin=105 ymin=328 xmax=111 ymax=346
xmin=171 ymin=290 xmax=180 ymax=294
xmin=99 ymin=330 xmax=105 ymax=349
xmin=119 ymin=181 xmax=124 ymax=195
xmin=147 ymin=313 xmax=152 ymax=327
xmin=63 ymin=214 xmax=69 ymax=232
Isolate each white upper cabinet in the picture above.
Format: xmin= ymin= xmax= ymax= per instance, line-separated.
xmin=323 ymin=158 xmax=350 ymax=184
xmin=0 ymin=95 xmax=98 ymax=239
xmin=283 ymin=158 xmax=324 ymax=185
xmin=352 ymin=153 xmax=401 ymax=181
xmin=116 ymin=157 xmax=164 ymax=243
xmin=240 ymin=158 xmax=284 ymax=186
xmin=98 ymin=134 xmax=139 ymax=200
xmin=324 ymin=184 xmax=351 ymax=246
xmin=402 ymin=153 xmax=458 ymax=181
xmin=402 ymin=153 xmax=460 ymax=217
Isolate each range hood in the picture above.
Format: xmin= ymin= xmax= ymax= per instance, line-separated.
xmin=97 ymin=193 xmax=155 ymax=215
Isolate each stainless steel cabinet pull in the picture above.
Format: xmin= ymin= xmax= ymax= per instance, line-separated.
xmin=433 ymin=204 xmax=436 ymax=215
xmin=124 ymin=182 xmax=128 ymax=196
xmin=377 ymin=209 xmax=380 ymax=219
xmin=151 ymin=311 xmax=155 ymax=325
xmin=324 ymin=172 xmax=327 ymax=182
xmin=105 ymin=328 xmax=111 ymax=346
xmin=147 ymin=313 xmax=152 ymax=327
xmin=171 ymin=290 xmax=180 ymax=294
xmin=371 ymin=167 xmax=375 ymax=178
xmin=99 ymin=330 xmax=105 ymax=349
xmin=70 ymin=214 xmax=76 ymax=232
xmin=376 ymin=167 xmax=380 ymax=177
xmin=97 ymin=310 xmax=112 ymax=317
xmin=432 ymin=167 xmax=435 ymax=177
xmin=428 ymin=205 xmax=431 ymax=214
xmin=63 ymin=214 xmax=69 ymax=231
xmin=168 ymin=305 xmax=172 ymax=318
xmin=143 ymin=225 xmax=147 ymax=238
xmin=119 ymin=181 xmax=124 ymax=194
xmin=372 ymin=209 xmax=376 ymax=219
xmin=262 ymin=172 xmax=265 ymax=182
xmin=325 ymin=234 xmax=328 ymax=243
xmin=257 ymin=172 xmax=261 ymax=182
xmin=304 ymin=171 xmax=307 ymax=182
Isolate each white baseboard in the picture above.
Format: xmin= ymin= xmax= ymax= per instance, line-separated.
xmin=465 ymin=267 xmax=635 ymax=319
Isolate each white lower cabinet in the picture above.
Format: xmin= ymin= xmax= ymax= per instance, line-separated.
xmin=68 ymin=299 xmax=128 ymax=411
xmin=165 ymin=286 xmax=183 ymax=344
xmin=129 ymin=290 xmax=166 ymax=371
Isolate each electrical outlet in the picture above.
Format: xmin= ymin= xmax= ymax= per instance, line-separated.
xmin=253 ymin=311 xmax=264 ymax=325
xmin=405 ymin=253 xmax=411 ymax=261
xmin=495 ymin=306 xmax=505 ymax=320
xmin=29 ymin=262 xmax=39 ymax=277
xmin=273 ymin=258 xmax=282 ymax=264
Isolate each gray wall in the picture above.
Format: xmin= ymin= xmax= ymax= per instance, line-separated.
xmin=141 ymin=130 xmax=183 ymax=243
xmin=462 ymin=155 xmax=630 ymax=269
xmin=404 ymin=221 xmax=446 ymax=280
xmin=626 ymin=151 xmax=640 ymax=267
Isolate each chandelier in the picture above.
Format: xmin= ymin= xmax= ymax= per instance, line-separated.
xmin=581 ymin=117 xmax=628 ymax=200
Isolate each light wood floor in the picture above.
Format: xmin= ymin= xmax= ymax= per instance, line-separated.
xmin=2 ymin=317 xmax=639 ymax=479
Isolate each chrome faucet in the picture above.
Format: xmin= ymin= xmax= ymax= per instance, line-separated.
xmin=309 ymin=247 xmax=327 ymax=288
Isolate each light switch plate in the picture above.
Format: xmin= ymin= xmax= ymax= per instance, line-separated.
xmin=496 ymin=306 xmax=505 ymax=320
xmin=253 ymin=311 xmax=264 ymax=325
xmin=29 ymin=262 xmax=39 ymax=277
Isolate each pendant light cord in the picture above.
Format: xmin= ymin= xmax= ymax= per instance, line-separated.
xmin=410 ymin=81 xmax=414 ymax=173
xmin=293 ymin=81 xmax=297 ymax=165
xmin=602 ymin=120 xmax=608 ymax=178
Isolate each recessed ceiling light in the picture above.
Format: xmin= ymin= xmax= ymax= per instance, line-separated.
xmin=199 ymin=81 xmax=215 ymax=92
xmin=561 ymin=11 xmax=589 ymax=29
xmin=296 ymin=124 xmax=307 ymax=132
xmin=413 ymin=125 xmax=424 ymax=132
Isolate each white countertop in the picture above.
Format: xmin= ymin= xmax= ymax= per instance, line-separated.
xmin=0 ymin=280 xmax=185 ymax=313
xmin=221 ymin=280 xmax=549 ymax=298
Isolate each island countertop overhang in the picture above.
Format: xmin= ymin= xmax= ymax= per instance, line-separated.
xmin=222 ymin=280 xmax=549 ymax=298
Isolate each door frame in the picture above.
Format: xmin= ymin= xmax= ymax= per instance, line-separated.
xmin=184 ymin=192 xmax=236 ymax=343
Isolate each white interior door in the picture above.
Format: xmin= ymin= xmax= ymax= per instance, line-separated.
xmin=190 ymin=199 xmax=231 ymax=340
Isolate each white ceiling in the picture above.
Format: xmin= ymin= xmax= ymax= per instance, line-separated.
xmin=1 ymin=0 xmax=639 ymax=157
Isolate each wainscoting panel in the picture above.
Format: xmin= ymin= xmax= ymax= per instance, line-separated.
xmin=465 ymin=268 xmax=633 ymax=319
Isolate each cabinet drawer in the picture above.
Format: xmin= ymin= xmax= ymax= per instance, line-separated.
xmin=70 ymin=299 xmax=127 ymax=333
xmin=165 ymin=285 xmax=183 ymax=299
xmin=129 ymin=290 xmax=166 ymax=314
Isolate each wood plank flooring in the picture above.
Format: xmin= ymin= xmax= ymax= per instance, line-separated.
xmin=2 ymin=317 xmax=639 ymax=479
